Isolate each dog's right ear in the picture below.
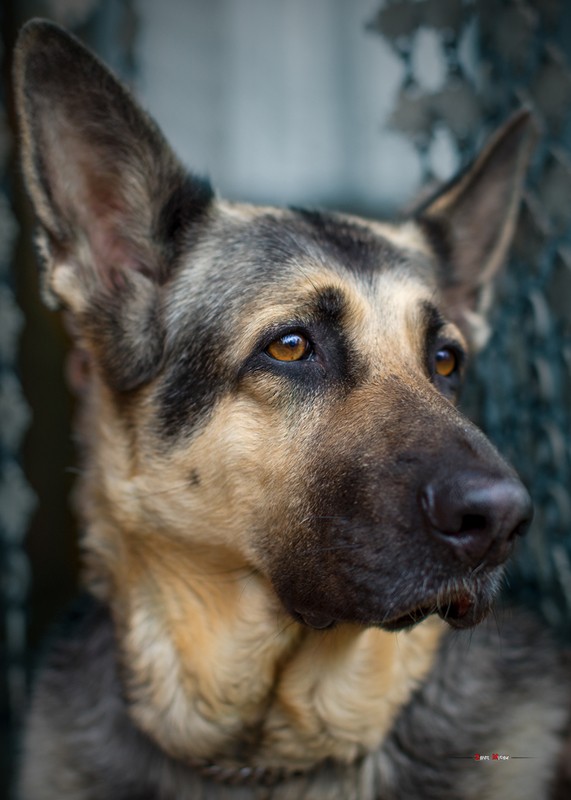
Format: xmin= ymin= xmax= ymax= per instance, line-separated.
xmin=414 ymin=110 xmax=537 ymax=350
xmin=14 ymin=19 xmax=214 ymax=391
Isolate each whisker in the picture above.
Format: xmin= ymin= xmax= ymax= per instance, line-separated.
xmin=65 ymin=466 xmax=83 ymax=476
xmin=272 ymin=617 xmax=298 ymax=642
xmin=469 ymin=561 xmax=487 ymax=577
xmin=131 ymin=481 xmax=194 ymax=498
xmin=238 ymin=569 xmax=260 ymax=603
xmin=298 ymin=514 xmax=346 ymax=526
xmin=315 ymin=543 xmax=364 ymax=553
xmin=291 ymin=258 xmax=323 ymax=295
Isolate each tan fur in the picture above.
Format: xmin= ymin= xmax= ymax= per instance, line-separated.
xmin=110 ymin=540 xmax=445 ymax=769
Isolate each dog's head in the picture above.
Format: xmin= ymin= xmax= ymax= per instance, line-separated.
xmin=15 ymin=21 xmax=534 ymax=634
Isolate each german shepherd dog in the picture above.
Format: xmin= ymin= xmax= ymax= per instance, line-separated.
xmin=14 ymin=19 xmax=571 ymax=800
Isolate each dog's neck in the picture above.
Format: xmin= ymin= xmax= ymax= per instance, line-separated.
xmin=85 ymin=523 xmax=445 ymax=773
xmin=75 ymin=385 xmax=446 ymax=772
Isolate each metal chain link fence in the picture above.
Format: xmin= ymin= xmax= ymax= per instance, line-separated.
xmin=369 ymin=0 xmax=571 ymax=633
xmin=1 ymin=2 xmax=136 ymax=794
xmin=1 ymin=3 xmax=35 ymax=789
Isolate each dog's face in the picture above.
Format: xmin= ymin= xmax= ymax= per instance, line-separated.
xmin=15 ymin=21 xmax=534 ymax=635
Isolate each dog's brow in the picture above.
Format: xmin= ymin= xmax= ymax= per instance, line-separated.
xmin=309 ymin=285 xmax=346 ymax=320
xmin=421 ymin=300 xmax=449 ymax=367
xmin=421 ymin=300 xmax=446 ymax=334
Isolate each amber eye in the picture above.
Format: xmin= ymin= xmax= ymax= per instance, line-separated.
xmin=266 ymin=333 xmax=310 ymax=362
xmin=434 ymin=347 xmax=458 ymax=378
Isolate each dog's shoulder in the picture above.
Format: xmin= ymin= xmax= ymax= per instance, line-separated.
xmin=17 ymin=595 xmax=180 ymax=800
xmin=379 ymin=611 xmax=570 ymax=799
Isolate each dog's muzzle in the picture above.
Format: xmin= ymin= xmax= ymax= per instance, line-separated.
xmin=268 ymin=397 xmax=534 ymax=634
xmin=283 ymin=471 xmax=533 ymax=634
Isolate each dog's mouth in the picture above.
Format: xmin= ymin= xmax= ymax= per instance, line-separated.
xmin=295 ymin=589 xmax=488 ymax=633
xmin=379 ymin=591 xmax=481 ymax=632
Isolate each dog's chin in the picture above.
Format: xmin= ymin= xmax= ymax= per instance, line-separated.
xmin=291 ymin=582 xmax=499 ymax=633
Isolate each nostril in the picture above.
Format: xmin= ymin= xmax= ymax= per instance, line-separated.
xmin=420 ymin=484 xmax=491 ymax=537
xmin=459 ymin=513 xmax=487 ymax=534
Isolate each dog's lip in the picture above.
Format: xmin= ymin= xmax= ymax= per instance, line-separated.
xmin=294 ymin=591 xmax=486 ymax=632
xmin=295 ymin=610 xmax=336 ymax=630
xmin=436 ymin=592 xmax=482 ymax=629
xmin=379 ymin=591 xmax=482 ymax=632
xmin=379 ymin=604 xmax=437 ymax=632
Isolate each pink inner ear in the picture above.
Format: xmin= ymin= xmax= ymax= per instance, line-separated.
xmin=48 ymin=122 xmax=150 ymax=292
xmin=88 ymin=217 xmax=145 ymax=292
xmin=80 ymin=166 xmax=150 ymax=292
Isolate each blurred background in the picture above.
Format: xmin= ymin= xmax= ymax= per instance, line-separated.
xmin=1 ymin=0 xmax=571 ymax=795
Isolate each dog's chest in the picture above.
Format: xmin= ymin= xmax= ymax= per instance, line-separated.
xmin=19 ymin=597 xmax=568 ymax=800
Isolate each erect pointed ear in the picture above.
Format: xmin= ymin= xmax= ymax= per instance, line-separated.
xmin=415 ymin=110 xmax=537 ymax=349
xmin=14 ymin=19 xmax=214 ymax=391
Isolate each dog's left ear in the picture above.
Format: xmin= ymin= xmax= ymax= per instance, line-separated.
xmin=416 ymin=110 xmax=537 ymax=348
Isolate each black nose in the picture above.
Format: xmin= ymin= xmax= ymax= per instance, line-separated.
xmin=420 ymin=473 xmax=533 ymax=566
